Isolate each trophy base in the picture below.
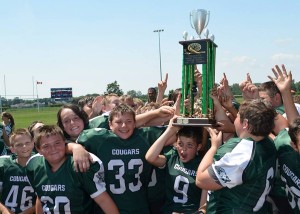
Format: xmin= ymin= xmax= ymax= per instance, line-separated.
xmin=173 ymin=117 xmax=217 ymax=127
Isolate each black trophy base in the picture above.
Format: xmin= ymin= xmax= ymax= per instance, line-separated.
xmin=173 ymin=117 xmax=216 ymax=127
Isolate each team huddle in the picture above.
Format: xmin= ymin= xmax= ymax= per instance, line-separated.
xmin=1 ymin=64 xmax=300 ymax=213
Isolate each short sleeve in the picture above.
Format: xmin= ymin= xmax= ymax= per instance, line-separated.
xmin=211 ymin=139 xmax=254 ymax=189
xmin=80 ymin=153 xmax=106 ymax=198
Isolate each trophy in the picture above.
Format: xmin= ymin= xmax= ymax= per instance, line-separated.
xmin=190 ymin=9 xmax=210 ymax=39
xmin=173 ymin=9 xmax=217 ymax=127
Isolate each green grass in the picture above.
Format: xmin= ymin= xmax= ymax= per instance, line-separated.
xmin=6 ymin=107 xmax=60 ymax=129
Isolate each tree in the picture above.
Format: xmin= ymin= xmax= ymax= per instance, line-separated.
xmin=230 ymin=83 xmax=242 ymax=95
xmin=106 ymin=81 xmax=124 ymax=96
xmin=127 ymin=90 xmax=143 ymax=98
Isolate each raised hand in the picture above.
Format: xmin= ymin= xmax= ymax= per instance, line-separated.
xmin=268 ymin=64 xmax=292 ymax=93
xmin=239 ymin=73 xmax=252 ymax=91
xmin=206 ymin=127 xmax=223 ymax=149
xmin=239 ymin=75 xmax=259 ymax=100
xmin=158 ymin=73 xmax=168 ymax=92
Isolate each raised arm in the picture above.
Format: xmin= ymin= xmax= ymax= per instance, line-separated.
xmin=211 ymin=89 xmax=235 ymax=141
xmin=196 ymin=127 xmax=223 ymax=190
xmin=268 ymin=64 xmax=299 ymax=124
xmin=156 ymin=73 xmax=168 ymax=105
xmin=145 ymin=116 xmax=180 ymax=167
xmin=135 ymin=105 xmax=174 ymax=127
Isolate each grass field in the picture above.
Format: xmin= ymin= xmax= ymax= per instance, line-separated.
xmin=7 ymin=107 xmax=60 ymax=129
xmin=5 ymin=97 xmax=244 ymax=130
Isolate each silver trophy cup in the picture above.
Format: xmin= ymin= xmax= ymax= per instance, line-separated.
xmin=190 ymin=9 xmax=210 ymax=39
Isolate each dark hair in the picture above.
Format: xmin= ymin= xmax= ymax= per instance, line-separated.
xmin=34 ymin=125 xmax=65 ymax=149
xmin=176 ymin=126 xmax=206 ymax=156
xmin=78 ymin=96 xmax=94 ymax=108
xmin=109 ymin=104 xmax=136 ymax=123
xmin=148 ymin=87 xmax=157 ymax=93
xmin=238 ymin=99 xmax=277 ymax=136
xmin=288 ymin=117 xmax=300 ymax=145
xmin=1 ymin=112 xmax=15 ymax=128
xmin=258 ymin=81 xmax=282 ymax=99
xmin=168 ymin=88 xmax=181 ymax=103
xmin=176 ymin=126 xmax=202 ymax=144
xmin=57 ymin=104 xmax=89 ymax=139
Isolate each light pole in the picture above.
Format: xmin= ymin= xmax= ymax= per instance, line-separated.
xmin=153 ymin=29 xmax=164 ymax=81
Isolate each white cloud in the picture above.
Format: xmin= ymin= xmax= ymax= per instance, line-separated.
xmin=271 ymin=53 xmax=300 ymax=61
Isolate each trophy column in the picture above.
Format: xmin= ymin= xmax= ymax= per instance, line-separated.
xmin=174 ymin=39 xmax=217 ymax=127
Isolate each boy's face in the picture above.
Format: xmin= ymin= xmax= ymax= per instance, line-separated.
xmin=234 ymin=113 xmax=246 ymax=138
xmin=109 ymin=113 xmax=135 ymax=140
xmin=175 ymin=136 xmax=201 ymax=163
xmin=60 ymin=108 xmax=84 ymax=140
xmin=259 ymin=91 xmax=279 ymax=107
xmin=11 ymin=135 xmax=34 ymax=159
xmin=37 ymin=134 xmax=66 ymax=167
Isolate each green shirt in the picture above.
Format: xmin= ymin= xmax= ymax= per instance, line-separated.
xmin=26 ymin=153 xmax=106 ymax=214
xmin=275 ymin=129 xmax=300 ymax=213
xmin=207 ymin=137 xmax=276 ymax=213
xmin=163 ymin=148 xmax=202 ymax=214
xmin=77 ymin=127 xmax=154 ymax=213
xmin=0 ymin=155 xmax=36 ymax=213
xmin=88 ymin=115 xmax=109 ymax=129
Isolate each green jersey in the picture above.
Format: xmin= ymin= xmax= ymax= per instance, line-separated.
xmin=274 ymin=129 xmax=300 ymax=213
xmin=26 ymin=153 xmax=106 ymax=214
xmin=77 ymin=127 xmax=153 ymax=213
xmin=88 ymin=115 xmax=109 ymax=129
xmin=139 ymin=126 xmax=167 ymax=204
xmin=0 ymin=155 xmax=36 ymax=213
xmin=163 ymin=148 xmax=202 ymax=214
xmin=207 ymin=137 xmax=276 ymax=213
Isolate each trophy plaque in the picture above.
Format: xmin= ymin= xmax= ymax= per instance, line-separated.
xmin=173 ymin=9 xmax=217 ymax=127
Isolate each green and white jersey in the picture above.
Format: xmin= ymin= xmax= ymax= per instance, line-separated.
xmin=207 ymin=137 xmax=276 ymax=213
xmin=88 ymin=115 xmax=109 ymax=129
xmin=163 ymin=148 xmax=202 ymax=214
xmin=77 ymin=128 xmax=153 ymax=213
xmin=275 ymin=129 xmax=300 ymax=213
xmin=26 ymin=153 xmax=106 ymax=214
xmin=0 ymin=155 xmax=36 ymax=214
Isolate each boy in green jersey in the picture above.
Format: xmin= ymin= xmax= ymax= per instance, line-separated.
xmin=77 ymin=104 xmax=169 ymax=213
xmin=146 ymin=117 xmax=205 ymax=214
xmin=26 ymin=125 xmax=119 ymax=214
xmin=197 ymin=98 xmax=277 ymax=213
xmin=269 ymin=64 xmax=300 ymax=212
xmin=0 ymin=128 xmax=36 ymax=214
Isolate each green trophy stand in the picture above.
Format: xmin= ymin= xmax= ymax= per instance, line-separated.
xmin=173 ymin=39 xmax=217 ymax=127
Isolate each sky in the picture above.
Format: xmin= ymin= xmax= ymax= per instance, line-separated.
xmin=0 ymin=0 xmax=299 ymax=99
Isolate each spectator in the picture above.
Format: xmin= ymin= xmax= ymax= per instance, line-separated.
xmin=146 ymin=87 xmax=157 ymax=104
xmin=0 ymin=112 xmax=15 ymax=155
